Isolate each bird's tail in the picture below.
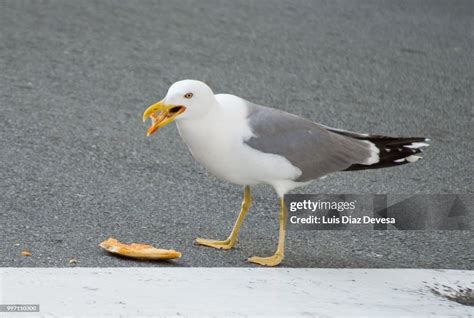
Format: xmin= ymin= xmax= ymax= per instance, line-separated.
xmin=327 ymin=128 xmax=430 ymax=171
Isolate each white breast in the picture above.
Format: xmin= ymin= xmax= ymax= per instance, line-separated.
xmin=175 ymin=94 xmax=302 ymax=187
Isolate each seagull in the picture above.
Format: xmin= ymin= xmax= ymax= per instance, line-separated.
xmin=143 ymin=79 xmax=429 ymax=266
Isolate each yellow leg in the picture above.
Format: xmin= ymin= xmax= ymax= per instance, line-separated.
xmin=195 ymin=186 xmax=252 ymax=250
xmin=248 ymin=197 xmax=287 ymax=266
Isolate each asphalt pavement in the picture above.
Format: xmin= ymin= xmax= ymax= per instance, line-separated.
xmin=0 ymin=0 xmax=472 ymax=268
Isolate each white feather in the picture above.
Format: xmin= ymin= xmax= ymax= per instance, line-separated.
xmin=404 ymin=142 xmax=430 ymax=149
xmin=406 ymin=155 xmax=422 ymax=163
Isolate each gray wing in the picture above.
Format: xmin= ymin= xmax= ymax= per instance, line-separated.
xmin=245 ymin=102 xmax=376 ymax=182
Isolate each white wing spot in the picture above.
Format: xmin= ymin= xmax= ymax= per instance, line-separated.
xmin=404 ymin=142 xmax=430 ymax=149
xmin=406 ymin=155 xmax=422 ymax=163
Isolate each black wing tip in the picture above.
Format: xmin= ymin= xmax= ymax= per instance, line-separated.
xmin=344 ymin=136 xmax=430 ymax=171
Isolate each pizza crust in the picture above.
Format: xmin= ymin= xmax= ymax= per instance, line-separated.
xmin=99 ymin=238 xmax=181 ymax=260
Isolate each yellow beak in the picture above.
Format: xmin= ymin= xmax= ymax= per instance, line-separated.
xmin=142 ymin=100 xmax=186 ymax=136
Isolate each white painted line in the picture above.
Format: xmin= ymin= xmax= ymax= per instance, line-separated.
xmin=0 ymin=268 xmax=472 ymax=317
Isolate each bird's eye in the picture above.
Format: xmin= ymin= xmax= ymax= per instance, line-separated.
xmin=184 ymin=92 xmax=193 ymax=99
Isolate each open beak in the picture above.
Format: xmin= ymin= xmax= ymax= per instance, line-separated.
xmin=142 ymin=100 xmax=186 ymax=136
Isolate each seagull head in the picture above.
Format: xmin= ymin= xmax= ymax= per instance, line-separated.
xmin=143 ymin=79 xmax=215 ymax=136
